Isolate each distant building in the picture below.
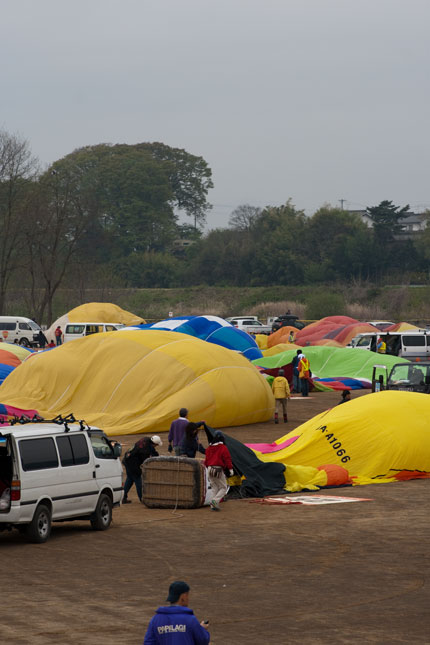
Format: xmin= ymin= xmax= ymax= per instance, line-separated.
xmin=348 ymin=210 xmax=428 ymax=238
xmin=171 ymin=238 xmax=195 ymax=254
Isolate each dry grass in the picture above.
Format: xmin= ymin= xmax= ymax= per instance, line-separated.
xmin=345 ymin=302 xmax=390 ymax=322
xmin=248 ymin=300 xmax=306 ymax=319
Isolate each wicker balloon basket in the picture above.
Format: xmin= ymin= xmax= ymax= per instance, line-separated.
xmin=141 ymin=456 xmax=207 ymax=509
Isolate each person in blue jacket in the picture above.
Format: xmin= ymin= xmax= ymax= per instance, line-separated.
xmin=144 ymin=581 xmax=210 ymax=644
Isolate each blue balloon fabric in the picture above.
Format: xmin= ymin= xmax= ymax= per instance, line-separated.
xmin=122 ymin=315 xmax=263 ymax=361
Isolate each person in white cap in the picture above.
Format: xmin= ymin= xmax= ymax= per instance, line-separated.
xmin=122 ymin=435 xmax=162 ymax=503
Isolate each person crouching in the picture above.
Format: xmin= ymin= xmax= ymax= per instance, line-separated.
xmin=204 ymin=431 xmax=234 ymax=512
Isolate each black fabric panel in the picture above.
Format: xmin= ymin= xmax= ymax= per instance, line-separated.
xmin=204 ymin=426 xmax=286 ymax=498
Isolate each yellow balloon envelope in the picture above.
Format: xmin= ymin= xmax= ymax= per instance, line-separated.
xmin=251 ymin=391 xmax=430 ymax=486
xmin=0 ymin=330 xmax=274 ymax=435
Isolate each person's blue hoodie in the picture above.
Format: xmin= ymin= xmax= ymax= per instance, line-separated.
xmin=144 ymin=606 xmax=210 ymax=644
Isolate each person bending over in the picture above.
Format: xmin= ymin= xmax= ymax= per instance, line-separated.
xmin=122 ymin=435 xmax=162 ymax=503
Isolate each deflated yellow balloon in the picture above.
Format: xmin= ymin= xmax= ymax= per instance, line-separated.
xmin=252 ymin=391 xmax=430 ymax=485
xmin=0 ymin=330 xmax=274 ymax=435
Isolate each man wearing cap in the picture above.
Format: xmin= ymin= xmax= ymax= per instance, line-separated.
xmin=122 ymin=435 xmax=162 ymax=504
xmin=144 ymin=580 xmax=210 ymax=644
xmin=168 ymin=408 xmax=189 ymax=456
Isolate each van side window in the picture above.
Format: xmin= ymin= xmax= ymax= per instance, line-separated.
xmin=105 ymin=325 xmax=116 ymax=332
xmin=85 ymin=325 xmax=102 ymax=335
xmin=90 ymin=434 xmax=115 ymax=459
xmin=18 ymin=322 xmax=30 ymax=330
xmin=19 ymin=438 xmax=59 ymax=471
xmin=0 ymin=322 xmax=16 ymax=331
xmin=56 ymin=436 xmax=74 ymax=466
xmin=56 ymin=435 xmax=89 ymax=466
xmin=70 ymin=435 xmax=89 ymax=464
xmin=403 ymin=336 xmax=425 ymax=347
xmin=66 ymin=325 xmax=85 ymax=334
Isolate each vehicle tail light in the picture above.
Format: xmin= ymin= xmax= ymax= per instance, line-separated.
xmin=11 ymin=479 xmax=21 ymax=501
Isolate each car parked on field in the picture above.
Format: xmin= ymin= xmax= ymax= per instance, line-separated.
xmin=0 ymin=418 xmax=123 ymax=543
xmin=63 ymin=322 xmax=124 ymax=343
xmin=351 ymin=330 xmax=430 ymax=360
xmin=372 ymin=362 xmax=430 ymax=393
xmin=271 ymin=314 xmax=306 ymax=333
xmin=0 ymin=316 xmax=42 ymax=347
xmin=226 ymin=317 xmax=272 ymax=335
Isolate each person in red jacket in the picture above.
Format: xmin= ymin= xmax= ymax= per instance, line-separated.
xmin=204 ymin=431 xmax=234 ymax=512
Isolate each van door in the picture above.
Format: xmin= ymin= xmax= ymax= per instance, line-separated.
xmin=54 ymin=434 xmax=99 ymax=516
xmin=400 ymin=334 xmax=427 ymax=359
xmin=88 ymin=432 xmax=122 ymax=503
xmin=64 ymin=324 xmax=85 ymax=343
xmin=85 ymin=325 xmax=103 ymax=336
xmin=0 ymin=321 xmax=17 ymax=343
xmin=0 ymin=435 xmax=12 ymax=513
xmin=18 ymin=436 xmax=61 ymax=522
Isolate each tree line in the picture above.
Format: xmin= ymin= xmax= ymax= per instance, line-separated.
xmin=1 ymin=128 xmax=429 ymax=325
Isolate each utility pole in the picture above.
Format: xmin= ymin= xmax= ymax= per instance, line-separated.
xmin=339 ymin=199 xmax=346 ymax=210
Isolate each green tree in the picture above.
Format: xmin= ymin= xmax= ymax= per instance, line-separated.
xmin=54 ymin=145 xmax=177 ymax=258
xmin=305 ymin=206 xmax=374 ymax=281
xmin=116 ymin=251 xmax=183 ymax=288
xmin=137 ymin=142 xmax=213 ymax=228
xmin=366 ymin=200 xmax=410 ymax=243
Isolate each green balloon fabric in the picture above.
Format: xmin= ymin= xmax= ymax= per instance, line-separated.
xmin=253 ymin=346 xmax=409 ymax=382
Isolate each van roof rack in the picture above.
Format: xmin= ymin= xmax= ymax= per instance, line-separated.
xmin=8 ymin=413 xmax=90 ymax=433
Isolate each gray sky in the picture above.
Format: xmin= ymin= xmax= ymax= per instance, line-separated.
xmin=2 ymin=0 xmax=430 ymax=228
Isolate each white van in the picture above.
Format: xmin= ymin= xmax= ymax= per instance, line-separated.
xmin=0 ymin=420 xmax=123 ymax=542
xmin=351 ymin=330 xmax=430 ymax=360
xmin=0 ymin=316 xmax=41 ymax=347
xmin=63 ymin=322 xmax=124 ymax=343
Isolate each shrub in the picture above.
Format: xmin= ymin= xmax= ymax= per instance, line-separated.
xmin=305 ymin=292 xmax=346 ymax=319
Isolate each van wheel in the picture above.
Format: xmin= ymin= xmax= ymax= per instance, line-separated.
xmin=90 ymin=494 xmax=112 ymax=531
xmin=19 ymin=337 xmax=30 ymax=347
xmin=26 ymin=504 xmax=52 ymax=543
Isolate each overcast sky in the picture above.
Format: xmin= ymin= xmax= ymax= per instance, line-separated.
xmin=2 ymin=0 xmax=429 ymax=228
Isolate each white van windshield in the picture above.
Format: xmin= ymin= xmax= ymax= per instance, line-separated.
xmin=356 ymin=335 xmax=372 ymax=347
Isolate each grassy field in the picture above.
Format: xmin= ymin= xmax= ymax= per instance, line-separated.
xmin=6 ymin=283 xmax=430 ymax=325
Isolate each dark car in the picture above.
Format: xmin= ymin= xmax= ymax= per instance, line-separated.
xmin=372 ymin=362 xmax=430 ymax=393
xmin=271 ymin=314 xmax=306 ymax=333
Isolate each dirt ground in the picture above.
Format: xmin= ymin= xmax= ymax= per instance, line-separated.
xmin=2 ymin=390 xmax=430 ymax=644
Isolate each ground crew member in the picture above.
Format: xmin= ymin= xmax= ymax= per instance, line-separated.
xmin=377 ymin=337 xmax=386 ymax=354
xmin=168 ymin=408 xmax=189 ymax=455
xmin=204 ymin=431 xmax=234 ymax=512
xmin=271 ymin=368 xmax=290 ymax=423
xmin=122 ymin=435 xmax=162 ymax=503
xmin=291 ymin=349 xmax=302 ymax=393
xmin=298 ymin=353 xmax=311 ymax=397
xmin=144 ymin=581 xmax=210 ymax=644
